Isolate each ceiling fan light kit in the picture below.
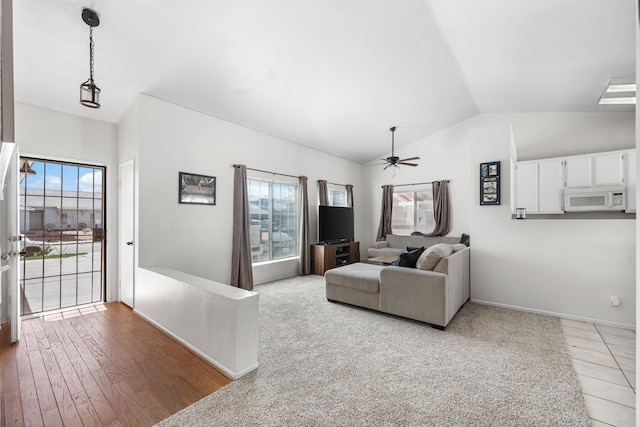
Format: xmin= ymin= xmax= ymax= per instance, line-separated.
xmin=382 ymin=126 xmax=420 ymax=176
xmin=79 ymin=8 xmax=101 ymax=109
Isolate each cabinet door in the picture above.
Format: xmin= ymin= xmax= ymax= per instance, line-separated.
xmin=627 ymin=152 xmax=636 ymax=213
xmin=538 ymin=159 xmax=564 ymax=213
xmin=592 ymin=152 xmax=624 ymax=186
xmin=564 ymin=156 xmax=591 ymax=187
xmin=515 ymin=162 xmax=538 ymax=213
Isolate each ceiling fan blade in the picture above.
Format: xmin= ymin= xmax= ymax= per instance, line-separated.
xmin=399 ymin=156 xmax=420 ymax=162
xmin=398 ymin=162 xmax=419 ymax=167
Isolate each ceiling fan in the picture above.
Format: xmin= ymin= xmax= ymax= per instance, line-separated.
xmin=381 ymin=126 xmax=420 ymax=171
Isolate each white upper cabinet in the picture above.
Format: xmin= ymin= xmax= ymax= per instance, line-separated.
xmin=513 ymin=149 xmax=635 ymax=215
xmin=514 ymin=161 xmax=538 ymax=213
xmin=514 ymin=159 xmax=564 ymax=214
xmin=592 ymin=152 xmax=624 ymax=186
xmin=564 ymin=156 xmax=591 ymax=188
xmin=537 ymin=159 xmax=564 ymax=213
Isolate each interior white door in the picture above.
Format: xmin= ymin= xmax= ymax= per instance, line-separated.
xmin=119 ymin=159 xmax=135 ymax=308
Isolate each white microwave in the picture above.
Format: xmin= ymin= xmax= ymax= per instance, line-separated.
xmin=564 ymin=186 xmax=627 ymax=212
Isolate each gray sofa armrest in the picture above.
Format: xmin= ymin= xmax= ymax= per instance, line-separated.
xmin=434 ymin=247 xmax=470 ymax=309
xmin=371 ymin=241 xmax=389 ymax=249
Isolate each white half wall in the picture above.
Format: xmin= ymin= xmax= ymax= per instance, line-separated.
xmin=364 ymin=112 xmax=635 ymax=327
xmin=136 ymin=266 xmax=259 ymax=379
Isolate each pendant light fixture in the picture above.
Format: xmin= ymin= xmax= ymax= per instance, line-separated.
xmin=79 ymin=9 xmax=101 ymax=108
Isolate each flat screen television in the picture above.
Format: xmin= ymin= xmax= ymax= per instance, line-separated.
xmin=318 ymin=205 xmax=354 ymax=244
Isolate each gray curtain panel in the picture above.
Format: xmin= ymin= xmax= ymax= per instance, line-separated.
xmin=429 ymin=180 xmax=451 ymax=237
xmin=346 ymin=184 xmax=354 ymax=208
xmin=298 ymin=176 xmax=311 ymax=275
xmin=231 ymin=164 xmax=254 ymax=290
xmin=376 ymin=185 xmax=393 ymax=241
xmin=318 ymin=180 xmax=329 ymax=206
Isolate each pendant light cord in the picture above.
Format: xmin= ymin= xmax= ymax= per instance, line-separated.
xmin=89 ymin=27 xmax=95 ymax=82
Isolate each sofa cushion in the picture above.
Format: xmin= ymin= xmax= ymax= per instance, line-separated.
xmin=371 ymin=241 xmax=389 ymax=249
xmin=368 ymin=247 xmax=405 ymax=259
xmin=324 ymin=262 xmax=383 ymax=293
xmin=416 ymin=243 xmax=453 ymax=270
xmin=385 ymin=234 xmax=441 ymax=250
xmin=451 ymin=243 xmax=467 ymax=252
xmin=392 ymin=247 xmax=425 ymax=268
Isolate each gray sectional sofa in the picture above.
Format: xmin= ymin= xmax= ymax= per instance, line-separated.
xmin=325 ymin=234 xmax=470 ymax=329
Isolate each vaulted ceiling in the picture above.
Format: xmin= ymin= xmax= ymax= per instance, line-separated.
xmin=13 ymin=0 xmax=636 ymax=163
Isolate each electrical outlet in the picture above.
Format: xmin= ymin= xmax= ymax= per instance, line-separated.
xmin=609 ymin=296 xmax=621 ymax=307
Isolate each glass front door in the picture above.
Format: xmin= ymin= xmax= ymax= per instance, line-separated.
xmin=19 ymin=157 xmax=105 ymax=315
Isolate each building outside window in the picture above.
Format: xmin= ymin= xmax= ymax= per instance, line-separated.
xmin=248 ymin=178 xmax=299 ymax=263
xmin=391 ymin=186 xmax=435 ymax=235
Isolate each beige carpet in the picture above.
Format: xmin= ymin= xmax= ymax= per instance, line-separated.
xmin=158 ymin=275 xmax=590 ymax=426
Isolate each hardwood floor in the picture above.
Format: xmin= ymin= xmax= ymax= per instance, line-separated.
xmin=0 ymin=303 xmax=231 ymax=426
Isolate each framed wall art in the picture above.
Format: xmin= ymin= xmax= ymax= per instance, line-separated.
xmin=179 ymin=172 xmax=216 ymax=205
xmin=480 ymin=161 xmax=500 ymax=205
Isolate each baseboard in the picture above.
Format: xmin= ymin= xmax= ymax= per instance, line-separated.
xmin=133 ymin=309 xmax=259 ymax=380
xmin=470 ymin=299 xmax=636 ymax=331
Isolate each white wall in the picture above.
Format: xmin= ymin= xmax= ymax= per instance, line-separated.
xmin=127 ymin=95 xmax=364 ymax=286
xmin=12 ymin=103 xmax=119 ymax=307
xmin=5 ymin=99 xmax=633 ymax=330
xmin=364 ymin=112 xmax=635 ymax=328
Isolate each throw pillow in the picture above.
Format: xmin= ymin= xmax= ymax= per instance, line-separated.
xmin=451 ymin=243 xmax=467 ymax=252
xmin=460 ymin=233 xmax=470 ymax=247
xmin=393 ymin=247 xmax=425 ymax=268
xmin=416 ymin=243 xmax=453 ymax=270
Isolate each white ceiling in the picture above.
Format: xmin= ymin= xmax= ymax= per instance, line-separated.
xmin=12 ymin=0 xmax=636 ymax=164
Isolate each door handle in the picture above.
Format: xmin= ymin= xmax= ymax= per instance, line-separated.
xmin=126 ymin=241 xmax=134 ymax=246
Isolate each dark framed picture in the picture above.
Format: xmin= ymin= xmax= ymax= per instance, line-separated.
xmin=480 ymin=161 xmax=500 ymax=205
xmin=179 ymin=172 xmax=216 ymax=205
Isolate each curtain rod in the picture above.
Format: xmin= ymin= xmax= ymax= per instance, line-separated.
xmin=383 ymin=180 xmax=449 ymax=188
xmin=322 ymin=180 xmax=352 ymax=187
xmin=233 ymin=164 xmax=299 ymax=179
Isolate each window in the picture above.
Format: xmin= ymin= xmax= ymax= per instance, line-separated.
xmin=248 ymin=178 xmax=299 ymax=263
xmin=327 ymin=189 xmax=347 ymax=207
xmin=391 ymin=186 xmax=434 ymax=235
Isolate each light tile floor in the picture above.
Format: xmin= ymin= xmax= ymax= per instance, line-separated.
xmin=561 ymin=318 xmax=636 ymax=427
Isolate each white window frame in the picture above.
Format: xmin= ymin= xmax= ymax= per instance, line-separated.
xmin=327 ymin=183 xmax=347 ymax=207
xmin=391 ymin=185 xmax=434 ymax=236
xmin=247 ymin=174 xmax=299 ymax=264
